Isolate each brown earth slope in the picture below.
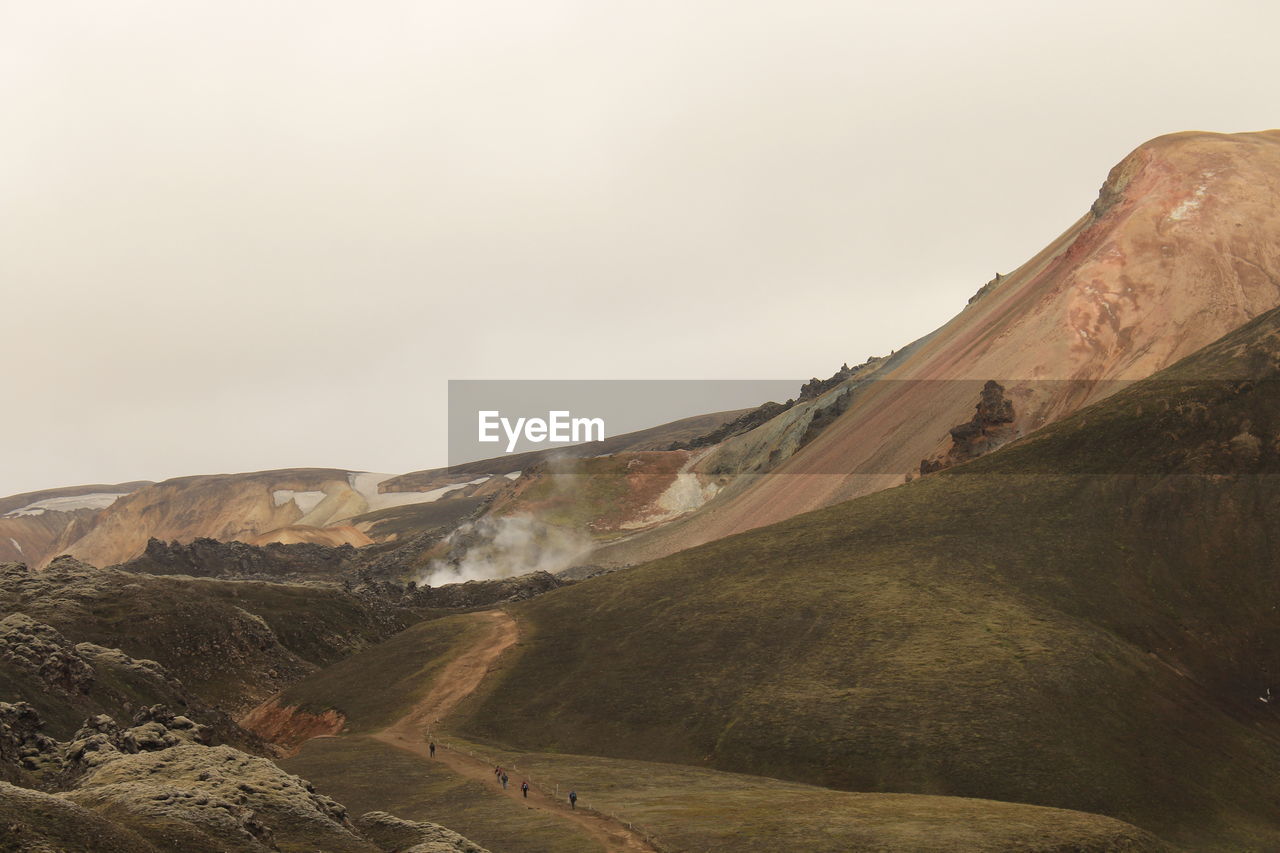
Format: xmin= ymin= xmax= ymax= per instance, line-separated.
xmin=0 ymin=482 xmax=150 ymax=566
xmin=599 ymin=129 xmax=1280 ymax=565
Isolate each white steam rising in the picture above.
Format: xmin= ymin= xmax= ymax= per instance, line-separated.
xmin=416 ymin=514 xmax=592 ymax=587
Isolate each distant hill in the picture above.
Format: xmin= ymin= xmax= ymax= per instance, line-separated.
xmin=0 ymin=409 xmax=748 ymax=570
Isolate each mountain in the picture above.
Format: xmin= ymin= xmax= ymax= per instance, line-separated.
xmin=5 ymin=128 xmax=1280 ymax=851
xmin=0 ymin=482 xmax=151 ymax=567
xmin=446 ymin=304 xmax=1280 ymax=850
xmin=590 ymin=129 xmax=1280 ymax=566
xmin=0 ymin=410 xmax=747 ymax=571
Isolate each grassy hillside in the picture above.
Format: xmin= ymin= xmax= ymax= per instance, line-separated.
xmin=442 ymin=743 xmax=1168 ymax=853
xmin=282 ymin=737 xmax=603 ymax=853
xmin=274 ymin=613 xmax=490 ymax=733
xmin=450 ymin=309 xmax=1280 ymax=850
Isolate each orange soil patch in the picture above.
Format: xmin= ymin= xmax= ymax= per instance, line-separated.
xmin=240 ymin=700 xmax=346 ymax=756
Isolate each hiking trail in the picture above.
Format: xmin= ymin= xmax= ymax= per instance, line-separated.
xmin=371 ymin=609 xmax=657 ymax=853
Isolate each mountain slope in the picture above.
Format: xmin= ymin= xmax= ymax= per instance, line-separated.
xmin=597 ymin=129 xmax=1280 ymax=565
xmin=0 ymin=482 xmax=150 ymax=566
xmin=450 ymin=305 xmax=1280 ymax=850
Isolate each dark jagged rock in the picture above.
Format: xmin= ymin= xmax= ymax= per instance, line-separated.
xmin=967 ymin=272 xmax=1004 ymax=306
xmin=126 ymin=536 xmax=362 ymax=580
xmin=920 ymin=380 xmax=1018 ymax=475
xmin=797 ymin=389 xmax=852 ymax=449
xmin=670 ymin=358 xmax=884 ymax=451
xmin=119 ymin=528 xmax=457 ymax=588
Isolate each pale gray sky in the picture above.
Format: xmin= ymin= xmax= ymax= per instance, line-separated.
xmin=1 ymin=0 xmax=1276 ymax=496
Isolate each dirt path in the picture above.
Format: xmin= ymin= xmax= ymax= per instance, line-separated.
xmin=371 ymin=609 xmax=657 ymax=853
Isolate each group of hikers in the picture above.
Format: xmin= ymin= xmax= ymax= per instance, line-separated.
xmin=492 ymin=765 xmax=527 ymax=799
xmin=493 ymin=764 xmax=576 ymax=808
xmin=425 ymin=737 xmax=577 ymax=809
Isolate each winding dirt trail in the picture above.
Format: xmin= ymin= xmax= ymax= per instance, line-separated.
xmin=372 ymin=609 xmax=657 ymax=853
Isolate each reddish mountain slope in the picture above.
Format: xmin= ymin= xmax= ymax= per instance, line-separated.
xmin=602 ymin=129 xmax=1280 ymax=564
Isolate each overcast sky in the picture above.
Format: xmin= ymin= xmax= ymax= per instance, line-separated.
xmin=1 ymin=0 xmax=1276 ymax=496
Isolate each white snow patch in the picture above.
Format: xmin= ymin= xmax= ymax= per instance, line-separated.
xmin=505 ymin=471 xmax=522 ymax=480
xmin=272 ymin=489 xmax=327 ymax=514
xmin=348 ymin=472 xmax=491 ymax=511
xmin=8 ymin=538 xmax=22 ymax=555
xmin=3 ymin=492 xmax=128 ymax=518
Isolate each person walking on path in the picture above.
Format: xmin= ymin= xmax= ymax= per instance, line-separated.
xmin=569 ymin=790 xmax=577 ymax=809
xmin=428 ymin=741 xmax=436 ymax=758
xmin=501 ymin=772 xmax=509 ymax=790
xmin=521 ymin=780 xmax=529 ymax=798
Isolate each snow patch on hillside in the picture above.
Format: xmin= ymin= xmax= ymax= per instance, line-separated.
xmin=348 ymin=472 xmax=490 ymax=510
xmin=271 ymin=489 xmax=327 ymax=514
xmin=3 ymin=492 xmax=128 ymax=518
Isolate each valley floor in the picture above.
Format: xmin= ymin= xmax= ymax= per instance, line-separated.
xmin=274 ymin=609 xmax=1168 ymax=853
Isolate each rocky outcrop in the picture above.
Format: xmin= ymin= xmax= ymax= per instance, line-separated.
xmin=119 ymin=531 xmax=449 ymax=587
xmin=797 ymin=388 xmax=852 ymax=449
xmin=63 ymin=708 xmax=211 ymax=779
xmin=0 ymin=703 xmax=487 ymax=852
xmin=65 ymin=743 xmax=366 ymax=852
xmin=0 ymin=613 xmax=96 ymax=696
xmin=0 ymin=606 xmax=254 ymax=754
xmin=966 ymin=272 xmax=1004 ymax=306
xmin=125 ymin=536 xmax=362 ymax=580
xmin=0 ymin=702 xmax=210 ymax=788
xmin=671 ymin=358 xmax=885 ymax=452
xmin=355 ymin=811 xmax=491 ymax=853
xmin=0 ymin=702 xmax=61 ymax=786
xmin=0 ymin=557 xmax=416 ymax=717
xmin=920 ymin=380 xmax=1018 ymax=475
xmin=0 ymin=780 xmax=158 ymax=852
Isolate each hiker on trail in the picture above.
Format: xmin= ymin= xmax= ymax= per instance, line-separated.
xmin=428 ymin=742 xmax=436 ymax=758
xmin=569 ymin=790 xmax=577 ymax=809
xmin=521 ymin=780 xmax=529 ymax=798
xmin=494 ymin=765 xmax=501 ymax=779
xmin=501 ymin=772 xmax=509 ymax=790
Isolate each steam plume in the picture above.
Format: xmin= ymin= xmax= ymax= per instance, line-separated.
xmin=416 ymin=514 xmax=592 ymax=586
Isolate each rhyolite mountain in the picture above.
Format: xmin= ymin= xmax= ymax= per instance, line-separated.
xmin=8 ymin=131 xmax=1280 ymax=578
xmin=4 ymin=129 xmax=1280 ymax=850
